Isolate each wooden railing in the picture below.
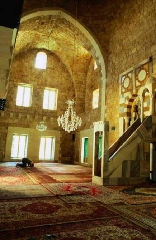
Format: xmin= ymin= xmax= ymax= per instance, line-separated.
xmin=109 ymin=118 xmax=141 ymax=158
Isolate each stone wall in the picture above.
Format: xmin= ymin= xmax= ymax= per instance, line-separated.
xmin=1 ymin=0 xmax=156 ymax=162
xmin=0 ymin=126 xmax=7 ymax=161
xmin=21 ymin=0 xmax=156 ymax=146
xmin=6 ymin=49 xmax=75 ymax=129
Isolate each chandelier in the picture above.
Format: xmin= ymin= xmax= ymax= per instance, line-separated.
xmin=36 ymin=121 xmax=47 ymax=131
xmin=57 ymin=99 xmax=82 ymax=133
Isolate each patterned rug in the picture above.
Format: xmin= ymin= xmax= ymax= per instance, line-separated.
xmin=1 ymin=218 xmax=156 ymax=240
xmin=0 ymin=164 xmax=93 ymax=199
xmin=41 ymin=182 xmax=128 ymax=205
xmin=1 ymin=196 xmax=156 ymax=240
xmin=119 ymin=183 xmax=156 ymax=204
xmin=121 ymin=183 xmax=156 ymax=195
xmin=0 ymin=163 xmax=156 ymax=240
xmin=25 ymin=164 xmax=92 ymax=184
xmin=0 ymin=167 xmax=37 ymax=186
xmin=113 ymin=203 xmax=156 ymax=232
xmin=0 ymin=184 xmax=54 ymax=199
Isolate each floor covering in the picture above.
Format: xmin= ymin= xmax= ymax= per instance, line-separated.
xmin=0 ymin=162 xmax=156 ymax=240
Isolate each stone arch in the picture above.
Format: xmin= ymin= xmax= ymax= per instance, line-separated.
xmin=120 ymin=94 xmax=138 ymax=132
xmin=20 ymin=8 xmax=106 ymax=121
xmin=125 ymin=94 xmax=138 ymax=117
xmin=142 ymin=87 xmax=149 ymax=99
xmin=127 ymin=94 xmax=139 ymax=126
xmin=141 ymin=87 xmax=151 ymax=119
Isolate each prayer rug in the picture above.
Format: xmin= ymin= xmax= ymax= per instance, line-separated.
xmin=122 ymin=184 xmax=156 ymax=196
xmin=27 ymin=172 xmax=91 ymax=184
xmin=42 ymin=182 xmax=124 ymax=198
xmin=0 ymin=184 xmax=54 ymax=199
xmin=47 ymin=174 xmax=91 ymax=183
xmin=112 ymin=203 xmax=156 ymax=231
xmin=0 ymin=196 xmax=119 ymax=231
xmin=35 ymin=163 xmax=92 ymax=174
xmin=0 ymin=163 xmax=156 ymax=240
xmin=0 ymin=167 xmax=37 ymax=186
xmin=124 ymin=195 xmax=156 ymax=205
xmin=1 ymin=217 xmax=156 ymax=240
xmin=25 ymin=172 xmax=61 ymax=184
xmin=59 ymin=194 xmax=99 ymax=203
xmin=61 ymin=183 xmax=127 ymax=204
xmin=24 ymin=163 xmax=92 ymax=184
xmin=120 ymin=184 xmax=156 ymax=204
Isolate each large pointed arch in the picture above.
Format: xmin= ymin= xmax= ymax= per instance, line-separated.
xmin=20 ymin=9 xmax=106 ymax=121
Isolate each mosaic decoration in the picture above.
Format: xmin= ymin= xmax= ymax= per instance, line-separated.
xmin=121 ymin=71 xmax=133 ymax=94
xmin=135 ymin=62 xmax=149 ymax=88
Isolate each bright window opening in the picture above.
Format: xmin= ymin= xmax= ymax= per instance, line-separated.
xmin=11 ymin=134 xmax=28 ymax=159
xmin=43 ymin=88 xmax=58 ymax=110
xmin=94 ymin=60 xmax=98 ymax=70
xmin=35 ymin=52 xmax=47 ymax=69
xmin=39 ymin=136 xmax=55 ymax=160
xmin=16 ymin=84 xmax=32 ymax=107
xmin=92 ymin=89 xmax=99 ymax=109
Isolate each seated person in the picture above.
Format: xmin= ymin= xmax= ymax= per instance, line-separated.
xmin=16 ymin=158 xmax=34 ymax=167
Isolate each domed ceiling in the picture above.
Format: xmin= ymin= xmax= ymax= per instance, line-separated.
xmin=14 ymin=13 xmax=93 ymax=77
xmin=10 ymin=10 xmax=101 ymax=115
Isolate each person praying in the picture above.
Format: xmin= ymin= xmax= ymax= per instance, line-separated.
xmin=16 ymin=157 xmax=34 ymax=168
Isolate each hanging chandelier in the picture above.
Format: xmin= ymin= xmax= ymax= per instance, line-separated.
xmin=36 ymin=121 xmax=47 ymax=131
xmin=57 ymin=99 xmax=82 ymax=133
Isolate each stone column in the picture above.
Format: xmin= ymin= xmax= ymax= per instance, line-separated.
xmin=150 ymin=93 xmax=154 ymax=116
xmin=92 ymin=121 xmax=105 ymax=185
xmin=103 ymin=121 xmax=109 ymax=170
xmin=140 ymin=97 xmax=144 ymax=122
xmin=124 ymin=117 xmax=130 ymax=130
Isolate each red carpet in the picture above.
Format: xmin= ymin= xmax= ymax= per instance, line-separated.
xmin=0 ymin=163 xmax=156 ymax=240
xmin=0 ymin=166 xmax=37 ymax=186
xmin=25 ymin=163 xmax=92 ymax=184
xmin=1 ymin=195 xmax=156 ymax=240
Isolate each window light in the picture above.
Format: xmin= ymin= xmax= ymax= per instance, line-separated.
xmin=92 ymin=89 xmax=99 ymax=109
xmin=43 ymin=88 xmax=58 ymax=110
xmin=94 ymin=60 xmax=98 ymax=70
xmin=39 ymin=137 xmax=55 ymax=160
xmin=35 ymin=52 xmax=47 ymax=69
xmin=11 ymin=134 xmax=28 ymax=158
xmin=16 ymin=84 xmax=32 ymax=107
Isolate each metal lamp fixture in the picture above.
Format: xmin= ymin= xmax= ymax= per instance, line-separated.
xmin=57 ymin=20 xmax=82 ymax=133
xmin=57 ymin=99 xmax=82 ymax=133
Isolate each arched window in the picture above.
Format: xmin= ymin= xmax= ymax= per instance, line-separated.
xmin=94 ymin=60 xmax=98 ymax=70
xmin=35 ymin=52 xmax=47 ymax=69
xmin=92 ymin=89 xmax=99 ymax=109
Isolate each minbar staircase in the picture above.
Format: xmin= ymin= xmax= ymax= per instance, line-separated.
xmin=103 ymin=116 xmax=153 ymax=185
